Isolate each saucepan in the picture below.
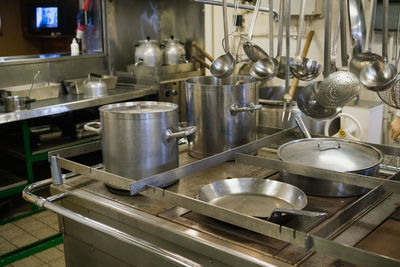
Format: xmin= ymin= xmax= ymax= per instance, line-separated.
xmin=277 ymin=116 xmax=383 ymax=197
xmin=1 ymin=96 xmax=36 ymax=112
xmin=197 ymin=178 xmax=326 ymax=219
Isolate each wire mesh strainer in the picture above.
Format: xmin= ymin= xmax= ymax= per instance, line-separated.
xmin=377 ymin=80 xmax=400 ymax=108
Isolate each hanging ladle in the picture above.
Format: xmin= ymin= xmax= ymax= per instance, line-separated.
xmin=210 ymin=0 xmax=235 ymax=78
xmin=348 ymin=0 xmax=383 ymax=78
xmin=290 ymin=0 xmax=322 ymax=81
xmin=359 ymin=0 xmax=397 ymax=91
xmin=250 ymin=0 xmax=278 ymax=80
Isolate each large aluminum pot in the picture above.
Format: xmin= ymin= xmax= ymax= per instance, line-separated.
xmin=278 ymin=138 xmax=383 ymax=197
xmin=258 ymin=86 xmax=335 ymax=135
xmin=134 ymin=38 xmax=162 ymax=67
xmin=186 ymin=76 xmax=260 ymax=159
xmin=84 ymin=101 xmax=196 ymax=189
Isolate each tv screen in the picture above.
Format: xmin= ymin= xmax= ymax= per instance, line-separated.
xmin=36 ymin=7 xmax=58 ymax=29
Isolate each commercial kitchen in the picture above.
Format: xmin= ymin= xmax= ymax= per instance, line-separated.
xmin=0 ymin=0 xmax=400 ymax=266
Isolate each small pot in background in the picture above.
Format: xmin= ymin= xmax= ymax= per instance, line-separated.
xmin=1 ymin=96 xmax=36 ymax=112
xmin=162 ymin=36 xmax=187 ymax=65
xmin=83 ymin=74 xmax=108 ymax=98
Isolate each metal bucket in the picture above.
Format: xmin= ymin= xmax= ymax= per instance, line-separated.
xmin=185 ymin=76 xmax=260 ymax=159
xmin=85 ymin=101 xmax=196 ymax=188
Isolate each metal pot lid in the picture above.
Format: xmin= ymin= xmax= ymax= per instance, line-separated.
xmin=278 ymin=138 xmax=383 ymax=172
xmin=100 ymin=101 xmax=177 ymax=119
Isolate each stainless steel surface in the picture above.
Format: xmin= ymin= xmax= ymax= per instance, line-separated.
xmin=32 ymin=125 xmax=400 ymax=266
xmin=128 ymin=128 xmax=296 ymax=194
xmin=196 ymin=178 xmax=309 ymax=218
xmin=0 ymin=85 xmax=156 ymax=124
xmin=315 ymin=0 xmax=361 ymax=108
xmin=162 ymin=36 xmax=187 ymax=65
xmin=210 ymin=0 xmax=235 ymax=78
xmin=192 ymin=0 xmax=279 ymax=21
xmin=359 ymin=0 xmax=398 ymax=92
xmin=106 ymin=0 xmax=204 ymax=71
xmin=349 ymin=0 xmax=382 ymax=77
xmin=185 ymin=76 xmax=258 ymax=159
xmin=134 ymin=39 xmax=163 ymax=67
xmin=348 ymin=0 xmax=366 ymax=55
xmin=22 ymin=179 xmax=201 ymax=267
xmin=46 ymin=143 xmax=400 ymax=266
xmin=97 ymin=101 xmax=191 ymax=187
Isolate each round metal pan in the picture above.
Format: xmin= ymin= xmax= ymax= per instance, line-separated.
xmin=196 ymin=178 xmax=307 ymax=218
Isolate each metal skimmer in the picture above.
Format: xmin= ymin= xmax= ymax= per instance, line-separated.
xmin=242 ymin=0 xmax=268 ymax=62
xmin=314 ymin=0 xmax=361 ymax=108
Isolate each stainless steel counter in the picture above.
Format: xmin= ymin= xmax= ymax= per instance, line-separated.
xmin=41 ymin=136 xmax=400 ymax=266
xmin=0 ymin=85 xmax=156 ymax=124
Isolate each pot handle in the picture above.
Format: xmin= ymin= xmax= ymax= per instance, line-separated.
xmin=317 ymin=141 xmax=341 ymax=151
xmin=26 ymin=98 xmax=36 ymax=104
xmin=230 ymin=102 xmax=262 ymax=114
xmin=84 ymin=122 xmax=101 ymax=135
xmin=164 ymin=126 xmax=197 ymax=142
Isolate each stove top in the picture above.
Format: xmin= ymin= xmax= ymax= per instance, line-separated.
xmin=159 ymin=173 xmax=357 ymax=265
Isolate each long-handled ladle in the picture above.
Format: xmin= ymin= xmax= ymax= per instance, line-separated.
xmin=210 ymin=0 xmax=235 ymax=78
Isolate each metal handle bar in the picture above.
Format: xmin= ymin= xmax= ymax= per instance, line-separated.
xmin=22 ymin=179 xmax=201 ymax=267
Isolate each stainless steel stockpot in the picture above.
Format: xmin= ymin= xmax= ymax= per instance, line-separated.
xmin=84 ymin=101 xmax=196 ymax=188
xmin=278 ymin=138 xmax=383 ymax=197
xmin=185 ymin=76 xmax=260 ymax=159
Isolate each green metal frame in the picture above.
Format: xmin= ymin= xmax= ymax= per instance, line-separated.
xmin=0 ymin=234 xmax=63 ymax=266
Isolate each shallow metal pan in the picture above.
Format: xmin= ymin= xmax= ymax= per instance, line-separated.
xmin=196 ymin=178 xmax=326 ymax=219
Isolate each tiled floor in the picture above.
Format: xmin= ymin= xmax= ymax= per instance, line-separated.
xmin=0 ymin=210 xmax=65 ymax=267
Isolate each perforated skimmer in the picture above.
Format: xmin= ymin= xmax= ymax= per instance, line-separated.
xmin=314 ymin=0 xmax=361 ymax=108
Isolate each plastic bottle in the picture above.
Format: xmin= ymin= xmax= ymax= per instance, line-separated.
xmin=71 ymin=38 xmax=79 ymax=56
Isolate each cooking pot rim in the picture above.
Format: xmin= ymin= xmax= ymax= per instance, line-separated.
xmin=277 ymin=137 xmax=383 ymax=171
xmin=186 ymin=75 xmax=257 ymax=87
xmin=99 ymin=101 xmax=178 ymax=117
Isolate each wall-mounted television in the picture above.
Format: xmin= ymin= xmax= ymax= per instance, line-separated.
xmin=24 ymin=0 xmax=76 ymax=37
xmin=36 ymin=7 xmax=58 ymax=29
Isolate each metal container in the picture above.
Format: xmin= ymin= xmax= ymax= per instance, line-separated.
xmin=1 ymin=96 xmax=36 ymax=112
xmin=186 ymin=76 xmax=260 ymax=159
xmin=134 ymin=38 xmax=162 ymax=67
xmin=162 ymin=36 xmax=186 ymax=65
xmin=258 ymin=86 xmax=332 ymax=135
xmin=84 ymin=78 xmax=108 ymax=98
xmin=84 ymin=101 xmax=196 ymax=188
xmin=278 ymin=138 xmax=383 ymax=197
